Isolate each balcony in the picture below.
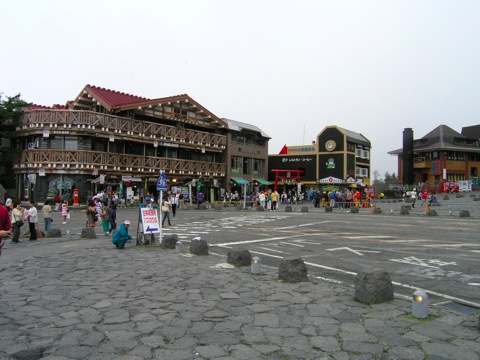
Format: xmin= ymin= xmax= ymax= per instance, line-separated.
xmin=20 ymin=110 xmax=227 ymax=150
xmin=12 ymin=150 xmax=226 ymax=177
xmin=413 ymin=156 xmax=432 ymax=169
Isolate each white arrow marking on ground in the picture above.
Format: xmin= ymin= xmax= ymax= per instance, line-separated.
xmin=326 ymin=247 xmax=380 ymax=256
xmin=345 ymin=235 xmax=394 ymax=239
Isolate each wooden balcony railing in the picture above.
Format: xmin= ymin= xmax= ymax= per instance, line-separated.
xmin=12 ymin=150 xmax=226 ymax=177
xmin=20 ymin=110 xmax=227 ymax=150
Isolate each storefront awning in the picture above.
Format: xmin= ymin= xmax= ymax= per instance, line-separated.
xmin=231 ymin=177 xmax=249 ymax=185
xmin=254 ymin=178 xmax=271 ymax=186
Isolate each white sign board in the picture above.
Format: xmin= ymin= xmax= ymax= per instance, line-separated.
xmin=140 ymin=208 xmax=160 ymax=234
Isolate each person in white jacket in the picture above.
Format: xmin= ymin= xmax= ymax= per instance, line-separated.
xmin=27 ymin=200 xmax=38 ymax=241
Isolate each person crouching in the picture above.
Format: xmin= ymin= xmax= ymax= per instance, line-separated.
xmin=112 ymin=220 xmax=131 ymax=249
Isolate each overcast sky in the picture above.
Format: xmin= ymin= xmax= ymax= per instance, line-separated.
xmin=2 ymin=0 xmax=480 ymax=178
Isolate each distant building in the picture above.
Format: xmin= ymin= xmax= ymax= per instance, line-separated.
xmin=268 ymin=126 xmax=371 ymax=192
xmin=222 ymin=118 xmax=271 ymax=193
xmin=388 ymin=125 xmax=480 ymax=189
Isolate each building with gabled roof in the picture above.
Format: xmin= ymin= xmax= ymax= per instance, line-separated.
xmin=388 ymin=125 xmax=480 ymax=189
xmin=268 ymin=125 xmax=371 ymax=193
xmin=12 ymin=84 xmax=233 ymax=203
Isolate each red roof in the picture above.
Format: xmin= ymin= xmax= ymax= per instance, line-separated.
xmin=85 ymin=84 xmax=150 ymax=109
xmin=25 ymin=104 xmax=55 ymax=110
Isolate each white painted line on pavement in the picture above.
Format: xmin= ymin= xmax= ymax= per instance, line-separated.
xmin=258 ymin=247 xmax=288 ymax=254
xmin=215 ymin=235 xmax=302 ymax=247
xmin=468 ymin=283 xmax=480 ymax=286
xmin=346 ymin=235 xmax=394 ymax=239
xmin=279 ymin=241 xmax=305 ymax=247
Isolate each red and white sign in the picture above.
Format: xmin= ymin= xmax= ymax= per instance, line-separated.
xmin=140 ymin=208 xmax=160 ymax=234
xmin=317 ymin=177 xmax=344 ymax=184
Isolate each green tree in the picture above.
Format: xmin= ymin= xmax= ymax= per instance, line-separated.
xmin=0 ymin=93 xmax=31 ymax=154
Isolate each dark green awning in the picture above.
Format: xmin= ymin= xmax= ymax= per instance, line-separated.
xmin=231 ymin=177 xmax=249 ymax=185
xmin=254 ymin=178 xmax=271 ymax=186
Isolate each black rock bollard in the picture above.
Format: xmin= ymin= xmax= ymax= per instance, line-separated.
xmin=190 ymin=238 xmax=209 ymax=255
xmin=80 ymin=227 xmax=96 ymax=239
xmin=227 ymin=249 xmax=252 ymax=267
xmin=354 ymin=269 xmax=394 ymax=304
xmin=400 ymin=205 xmax=410 ymax=215
xmin=278 ymin=256 xmax=308 ymax=283
xmin=46 ymin=228 xmax=62 ymax=238
xmin=163 ymin=234 xmax=178 ymax=249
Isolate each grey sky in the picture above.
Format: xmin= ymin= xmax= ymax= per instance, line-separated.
xmin=2 ymin=0 xmax=479 ymax=178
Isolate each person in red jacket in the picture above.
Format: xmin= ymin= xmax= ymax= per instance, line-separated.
xmin=355 ymin=190 xmax=361 ymax=208
xmin=0 ymin=203 xmax=12 ymax=256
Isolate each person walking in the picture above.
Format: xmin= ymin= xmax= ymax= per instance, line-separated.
xmin=86 ymin=201 xmax=97 ymax=228
xmin=101 ymin=201 xmax=110 ymax=235
xmin=54 ymin=192 xmax=61 ymax=211
xmin=61 ymin=200 xmax=69 ymax=224
xmin=178 ymin=192 xmax=185 ymax=209
xmin=171 ymin=193 xmax=178 ymax=217
xmin=11 ymin=201 xmax=24 ymax=244
xmin=196 ymin=191 xmax=204 ymax=209
xmin=271 ymin=190 xmax=279 ymax=211
xmin=41 ymin=199 xmax=53 ymax=233
xmin=112 ymin=220 xmax=131 ymax=249
xmin=411 ymin=188 xmax=418 ymax=208
xmin=107 ymin=204 xmax=117 ymax=235
xmin=355 ymin=190 xmax=361 ymax=208
xmin=259 ymin=192 xmax=266 ymax=209
xmin=26 ymin=200 xmax=38 ymax=241
xmin=161 ymin=196 xmax=172 ymax=226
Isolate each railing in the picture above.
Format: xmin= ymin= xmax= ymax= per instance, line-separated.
xmin=12 ymin=150 xmax=226 ymax=176
xmin=20 ymin=110 xmax=227 ymax=150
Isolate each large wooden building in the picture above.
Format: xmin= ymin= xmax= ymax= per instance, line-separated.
xmin=388 ymin=125 xmax=480 ymax=189
xmin=10 ymin=85 xmax=269 ymax=203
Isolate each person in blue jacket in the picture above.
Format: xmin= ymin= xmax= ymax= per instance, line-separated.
xmin=112 ymin=220 xmax=131 ymax=249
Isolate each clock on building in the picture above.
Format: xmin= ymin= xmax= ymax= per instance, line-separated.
xmin=325 ymin=140 xmax=336 ymax=151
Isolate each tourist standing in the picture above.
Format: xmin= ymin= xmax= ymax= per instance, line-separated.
xmin=61 ymin=200 xmax=69 ymax=224
xmin=11 ymin=202 xmax=24 ymax=244
xmin=27 ymin=201 xmax=38 ymax=241
xmin=41 ymin=199 xmax=53 ymax=232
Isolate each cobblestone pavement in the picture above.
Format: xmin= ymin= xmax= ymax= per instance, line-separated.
xmin=1 ymin=192 xmax=479 ymax=359
xmin=0 ymin=240 xmax=479 ymax=360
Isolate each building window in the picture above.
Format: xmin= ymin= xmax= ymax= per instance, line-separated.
xmin=243 ymin=158 xmax=251 ymax=174
xmin=231 ymin=156 xmax=242 ymax=174
xmin=236 ymin=135 xmax=250 ymax=145
xmin=64 ymin=137 xmax=78 ymax=150
xmin=432 ymin=151 xmax=439 ymax=160
xmin=347 ymin=143 xmax=355 ymax=152
xmin=356 ymin=167 xmax=369 ymax=177
xmin=356 ymin=148 xmax=370 ymax=159
xmin=252 ymin=158 xmax=263 ymax=175
xmin=446 ymin=151 xmax=464 ymax=160
xmin=468 ymin=153 xmax=480 ymax=161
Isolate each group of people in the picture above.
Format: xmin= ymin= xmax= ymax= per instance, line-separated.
xmin=0 ymin=199 xmax=44 ymax=245
xmin=310 ymin=189 xmax=366 ymax=208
